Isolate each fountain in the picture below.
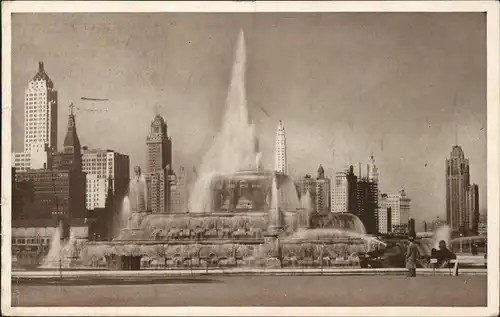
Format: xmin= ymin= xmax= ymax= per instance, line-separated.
xmin=78 ymin=30 xmax=385 ymax=270
xmin=115 ymin=166 xmax=149 ymax=241
xmin=41 ymin=222 xmax=81 ymax=269
xmin=433 ymin=224 xmax=452 ymax=249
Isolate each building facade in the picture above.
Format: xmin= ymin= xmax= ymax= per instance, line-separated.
xmin=145 ymin=114 xmax=172 ymax=213
xmin=331 ymin=166 xmax=357 ymax=213
xmin=466 ymin=183 xmax=479 ymax=234
xmin=12 ymin=61 xmax=57 ymax=171
xmin=356 ymin=177 xmax=378 ymax=234
xmin=169 ymin=166 xmax=187 ymax=213
xmin=377 ymin=193 xmax=392 ymax=234
xmin=82 ymin=147 xmax=130 ymax=211
xmin=446 ymin=145 xmax=470 ymax=230
xmin=386 ymin=188 xmax=411 ymax=230
xmin=295 ymin=167 xmax=331 ymax=214
xmin=478 ymin=213 xmax=487 ymax=236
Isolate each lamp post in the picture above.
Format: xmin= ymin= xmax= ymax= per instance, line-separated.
xmin=460 ymin=233 xmax=463 ymax=253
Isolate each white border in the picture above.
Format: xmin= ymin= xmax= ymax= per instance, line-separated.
xmin=1 ymin=1 xmax=499 ymax=316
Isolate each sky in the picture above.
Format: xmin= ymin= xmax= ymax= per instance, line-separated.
xmin=11 ymin=13 xmax=487 ymax=225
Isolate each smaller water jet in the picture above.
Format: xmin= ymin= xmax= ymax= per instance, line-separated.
xmin=433 ymin=225 xmax=451 ymax=249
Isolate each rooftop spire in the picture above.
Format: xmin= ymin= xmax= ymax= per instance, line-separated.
xmin=39 ymin=61 xmax=44 ymax=72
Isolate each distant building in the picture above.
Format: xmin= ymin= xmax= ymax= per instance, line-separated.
xmin=378 ymin=193 xmax=390 ymax=234
xmin=356 ymin=177 xmax=378 ymax=234
xmin=478 ymin=213 xmax=487 ymax=236
xmin=168 ymin=166 xmax=187 ymax=213
xmin=386 ymin=188 xmax=411 ymax=232
xmin=331 ymin=166 xmax=357 ymax=213
xmin=12 ymin=61 xmax=57 ymax=171
xmin=295 ymin=166 xmax=331 ymax=214
xmin=82 ymin=147 xmax=130 ymax=211
xmin=446 ymin=145 xmax=470 ymax=231
xmin=145 ymin=114 xmax=172 ymax=213
xmin=367 ymin=155 xmax=379 ymax=183
xmin=466 ymin=183 xmax=479 ymax=234
xmin=377 ymin=189 xmax=411 ymax=233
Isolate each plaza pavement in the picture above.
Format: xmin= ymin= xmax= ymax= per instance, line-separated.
xmin=11 ymin=275 xmax=487 ymax=307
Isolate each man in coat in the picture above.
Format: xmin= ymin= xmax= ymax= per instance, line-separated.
xmin=405 ymin=235 xmax=418 ymax=277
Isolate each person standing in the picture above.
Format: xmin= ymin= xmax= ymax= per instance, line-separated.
xmin=405 ymin=236 xmax=418 ymax=277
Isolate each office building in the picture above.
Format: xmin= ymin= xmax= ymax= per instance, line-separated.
xmin=82 ymin=147 xmax=130 ymax=211
xmin=446 ymin=145 xmax=470 ymax=230
xmin=12 ymin=61 xmax=57 ymax=171
xmin=331 ymin=166 xmax=357 ymax=213
xmin=466 ymin=183 xmax=479 ymax=234
xmin=145 ymin=114 xmax=172 ymax=213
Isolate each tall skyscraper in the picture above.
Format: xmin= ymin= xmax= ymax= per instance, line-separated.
xmin=12 ymin=61 xmax=58 ymax=171
xmin=446 ymin=145 xmax=470 ymax=230
xmin=367 ymin=155 xmax=379 ymax=182
xmin=386 ymin=188 xmax=411 ymax=230
xmin=295 ymin=166 xmax=330 ymax=214
xmin=274 ymin=120 xmax=287 ymax=174
xmin=466 ymin=183 xmax=479 ymax=233
xmin=331 ymin=166 xmax=357 ymax=213
xmin=145 ymin=114 xmax=172 ymax=213
xmin=169 ymin=166 xmax=187 ymax=213
xmin=378 ymin=193 xmax=390 ymax=234
xmin=82 ymin=147 xmax=130 ymax=211
xmin=356 ymin=177 xmax=378 ymax=234
xmin=357 ymin=156 xmax=379 ymax=234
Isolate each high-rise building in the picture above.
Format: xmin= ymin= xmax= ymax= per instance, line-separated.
xmin=367 ymin=155 xmax=379 ymax=183
xmin=466 ymin=183 xmax=479 ymax=233
xmin=14 ymin=107 xmax=87 ymax=238
xmin=315 ymin=166 xmax=331 ymax=214
xmin=81 ymin=147 xmax=130 ymax=211
xmin=446 ymin=145 xmax=470 ymax=230
xmin=331 ymin=166 xmax=357 ymax=213
xmin=145 ymin=114 xmax=172 ymax=213
xmin=478 ymin=213 xmax=487 ymax=236
xmin=274 ymin=120 xmax=287 ymax=174
xmin=386 ymin=188 xmax=411 ymax=231
xmin=295 ymin=166 xmax=331 ymax=214
xmin=378 ymin=193 xmax=390 ymax=234
xmin=12 ymin=61 xmax=58 ymax=171
xmin=169 ymin=166 xmax=187 ymax=213
xmin=356 ymin=177 xmax=378 ymax=235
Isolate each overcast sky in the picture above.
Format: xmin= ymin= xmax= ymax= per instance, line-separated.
xmin=11 ymin=13 xmax=487 ymax=224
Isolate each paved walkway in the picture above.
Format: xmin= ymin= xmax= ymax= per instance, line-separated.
xmin=11 ymin=275 xmax=487 ymax=307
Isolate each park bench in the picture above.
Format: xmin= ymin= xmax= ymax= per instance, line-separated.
xmin=431 ymin=256 xmax=487 ymax=276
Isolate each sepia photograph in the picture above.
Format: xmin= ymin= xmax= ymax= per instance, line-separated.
xmin=1 ymin=1 xmax=499 ymax=316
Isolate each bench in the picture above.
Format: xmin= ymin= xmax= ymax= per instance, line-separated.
xmin=433 ymin=257 xmax=487 ymax=276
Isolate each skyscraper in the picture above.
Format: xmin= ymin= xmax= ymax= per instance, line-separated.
xmin=12 ymin=61 xmax=58 ymax=171
xmin=367 ymin=155 xmax=379 ymax=183
xmin=295 ymin=166 xmax=331 ymax=214
xmin=446 ymin=145 xmax=470 ymax=230
xmin=386 ymin=188 xmax=411 ymax=230
xmin=145 ymin=114 xmax=172 ymax=213
xmin=82 ymin=147 xmax=130 ymax=211
xmin=331 ymin=166 xmax=357 ymax=213
xmin=466 ymin=183 xmax=479 ymax=234
xmin=357 ymin=156 xmax=379 ymax=234
xmin=274 ymin=120 xmax=287 ymax=174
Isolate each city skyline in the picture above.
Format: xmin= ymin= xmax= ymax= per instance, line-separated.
xmin=11 ymin=13 xmax=487 ymax=223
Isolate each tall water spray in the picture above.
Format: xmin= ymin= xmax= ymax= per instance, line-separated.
xmin=42 ymin=225 xmax=63 ymax=268
xmin=299 ymin=191 xmax=313 ymax=228
xmin=189 ymin=30 xmax=259 ymax=213
xmin=433 ymin=224 xmax=451 ymax=249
